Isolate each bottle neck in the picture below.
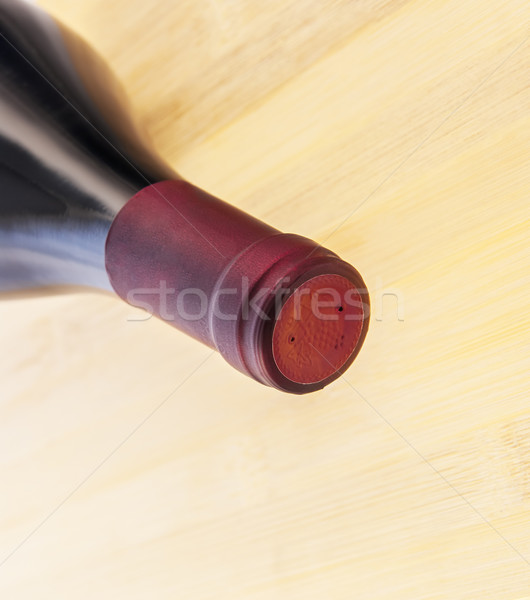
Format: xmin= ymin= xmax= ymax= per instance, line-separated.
xmin=105 ymin=179 xmax=370 ymax=394
xmin=0 ymin=216 xmax=114 ymax=293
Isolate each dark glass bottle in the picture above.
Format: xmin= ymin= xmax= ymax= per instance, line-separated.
xmin=0 ymin=0 xmax=369 ymax=393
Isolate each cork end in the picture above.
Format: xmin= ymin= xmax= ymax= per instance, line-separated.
xmin=272 ymin=274 xmax=364 ymax=385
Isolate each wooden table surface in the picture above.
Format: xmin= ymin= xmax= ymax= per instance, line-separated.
xmin=1 ymin=1 xmax=529 ymax=598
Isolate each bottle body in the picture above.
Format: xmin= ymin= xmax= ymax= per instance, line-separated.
xmin=0 ymin=0 xmax=175 ymax=290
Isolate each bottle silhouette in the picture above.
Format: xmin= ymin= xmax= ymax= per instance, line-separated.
xmin=0 ymin=0 xmax=369 ymax=393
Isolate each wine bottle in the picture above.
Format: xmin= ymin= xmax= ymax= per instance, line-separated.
xmin=0 ymin=0 xmax=369 ymax=394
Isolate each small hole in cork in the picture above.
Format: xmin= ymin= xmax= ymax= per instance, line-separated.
xmin=289 ymin=336 xmax=295 ymax=343
xmin=337 ymin=306 xmax=343 ymax=312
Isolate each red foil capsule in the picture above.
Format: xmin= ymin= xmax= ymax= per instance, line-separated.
xmin=105 ymin=180 xmax=369 ymax=394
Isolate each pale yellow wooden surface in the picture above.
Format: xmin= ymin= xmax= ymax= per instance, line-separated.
xmin=1 ymin=0 xmax=529 ymax=598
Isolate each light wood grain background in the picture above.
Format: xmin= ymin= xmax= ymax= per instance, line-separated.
xmin=1 ymin=0 xmax=529 ymax=598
